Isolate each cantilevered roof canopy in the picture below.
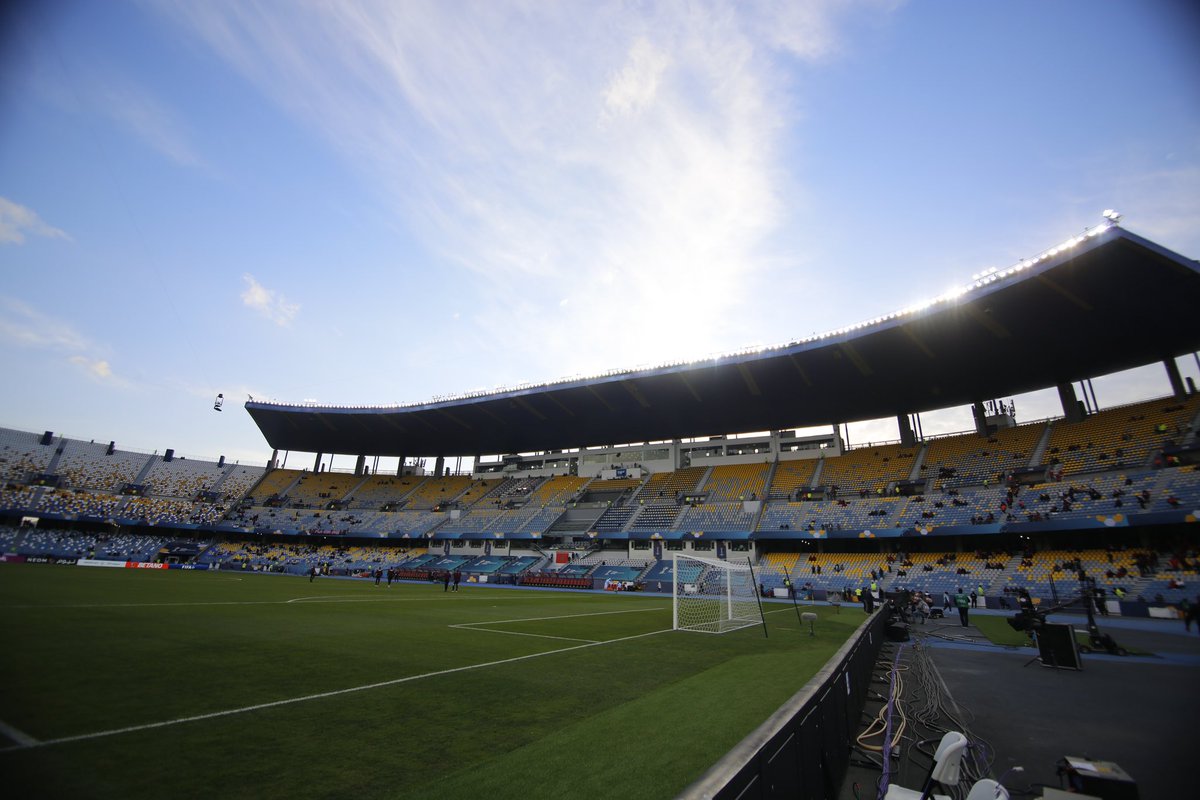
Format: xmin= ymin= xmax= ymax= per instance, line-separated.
xmin=246 ymin=225 xmax=1200 ymax=457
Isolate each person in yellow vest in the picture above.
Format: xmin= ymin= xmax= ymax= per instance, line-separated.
xmin=954 ymin=587 xmax=971 ymax=627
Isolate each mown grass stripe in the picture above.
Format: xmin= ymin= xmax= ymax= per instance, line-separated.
xmin=0 ymin=627 xmax=671 ymax=753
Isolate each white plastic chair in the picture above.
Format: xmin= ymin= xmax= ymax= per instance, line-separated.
xmin=964 ymin=778 xmax=1009 ymax=800
xmin=884 ymin=731 xmax=968 ymax=800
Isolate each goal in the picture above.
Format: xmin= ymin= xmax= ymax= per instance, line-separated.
xmin=672 ymin=553 xmax=766 ymax=635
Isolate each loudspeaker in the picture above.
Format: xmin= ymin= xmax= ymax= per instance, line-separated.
xmin=106 ymin=441 xmax=115 ymax=456
xmin=1036 ymin=623 xmax=1081 ymax=670
xmin=40 ymin=431 xmax=54 ymax=446
xmin=164 ymin=448 xmax=174 ymax=462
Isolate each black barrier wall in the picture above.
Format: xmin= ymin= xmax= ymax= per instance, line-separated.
xmin=679 ymin=609 xmax=888 ymax=800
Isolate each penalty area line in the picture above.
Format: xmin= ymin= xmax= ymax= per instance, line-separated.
xmin=448 ymin=626 xmax=599 ymax=644
xmin=0 ymin=720 xmax=39 ymax=748
xmin=447 ymin=605 xmax=666 ymax=644
xmin=0 ymin=628 xmax=672 ymax=754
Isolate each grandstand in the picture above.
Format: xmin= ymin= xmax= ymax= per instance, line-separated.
xmin=2 ymin=221 xmax=1200 ymax=799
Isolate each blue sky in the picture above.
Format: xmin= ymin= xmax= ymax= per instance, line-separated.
xmin=2 ymin=0 xmax=1198 ymax=469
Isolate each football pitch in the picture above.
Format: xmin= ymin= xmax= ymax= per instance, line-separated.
xmin=0 ymin=565 xmax=861 ymax=799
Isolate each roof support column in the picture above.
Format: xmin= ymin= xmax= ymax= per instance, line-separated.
xmin=355 ymin=455 xmax=366 ymax=476
xmin=971 ymin=401 xmax=988 ymax=436
xmin=313 ymin=452 xmax=323 ymax=473
xmin=397 ymin=456 xmax=407 ymax=477
xmin=1164 ymin=358 xmax=1187 ymax=400
xmin=897 ymin=414 xmax=916 ymax=448
xmin=270 ymin=449 xmax=278 ymax=470
xmin=1057 ymin=383 xmax=1085 ymax=424
xmin=434 ymin=455 xmax=445 ymax=477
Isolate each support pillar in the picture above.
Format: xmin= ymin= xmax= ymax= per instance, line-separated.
xmin=313 ymin=452 xmax=323 ymax=473
xmin=1057 ymin=383 xmax=1085 ymax=423
xmin=434 ymin=455 xmax=445 ymax=477
xmin=355 ymin=454 xmax=366 ymax=476
xmin=1164 ymin=358 xmax=1187 ymax=400
xmin=397 ymin=456 xmax=407 ymax=477
xmin=971 ymin=401 xmax=988 ymax=436
xmin=271 ymin=449 xmax=279 ymax=470
xmin=897 ymin=414 xmax=916 ymax=448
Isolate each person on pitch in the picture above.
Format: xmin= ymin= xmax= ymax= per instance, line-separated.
xmin=954 ymin=587 xmax=971 ymax=627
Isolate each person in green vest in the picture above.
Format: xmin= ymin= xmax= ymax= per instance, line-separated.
xmin=954 ymin=587 xmax=971 ymax=627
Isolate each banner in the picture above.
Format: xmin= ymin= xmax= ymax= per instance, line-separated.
xmin=77 ymin=559 xmax=126 ymax=568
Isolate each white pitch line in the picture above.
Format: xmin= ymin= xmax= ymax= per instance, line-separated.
xmin=3 ymin=595 xmax=537 ymax=611
xmin=446 ymin=605 xmax=663 ymax=643
xmin=456 ymin=606 xmax=665 ymax=627
xmin=0 ymin=720 xmax=39 ymax=748
xmin=0 ymin=627 xmax=672 ymax=753
xmin=449 ymin=625 xmax=599 ymax=644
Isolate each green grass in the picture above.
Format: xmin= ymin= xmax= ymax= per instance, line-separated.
xmin=972 ymin=614 xmax=1033 ymax=647
xmin=972 ymin=614 xmax=1149 ymax=656
xmin=0 ymin=565 xmax=860 ymax=799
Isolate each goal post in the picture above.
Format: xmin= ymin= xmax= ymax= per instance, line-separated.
xmin=672 ymin=553 xmax=767 ymax=636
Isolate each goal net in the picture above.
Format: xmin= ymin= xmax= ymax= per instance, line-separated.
xmin=672 ymin=553 xmax=765 ymax=634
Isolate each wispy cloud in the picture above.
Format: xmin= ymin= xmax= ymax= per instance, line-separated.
xmin=0 ymin=297 xmax=90 ymax=350
xmin=241 ymin=273 xmax=299 ymax=326
xmin=17 ymin=33 xmax=203 ymax=169
xmin=69 ymin=355 xmax=114 ymax=380
xmin=97 ymin=81 xmax=204 ymax=167
xmin=0 ymin=296 xmax=127 ymax=385
xmin=160 ymin=1 xmax=876 ymax=377
xmin=0 ymin=197 xmax=70 ymax=244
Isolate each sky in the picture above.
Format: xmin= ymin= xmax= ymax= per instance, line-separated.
xmin=2 ymin=0 xmax=1199 ymax=471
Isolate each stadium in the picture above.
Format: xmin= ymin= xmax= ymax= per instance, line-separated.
xmin=3 ymin=218 xmax=1199 ymax=798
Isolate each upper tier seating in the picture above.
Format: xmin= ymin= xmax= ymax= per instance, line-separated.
xmin=702 ymin=463 xmax=769 ymax=501
xmin=766 ymin=459 xmax=819 ymax=500
xmin=818 ymin=442 xmax=918 ymax=496
xmin=920 ymin=422 xmax=1046 ymax=488
xmin=56 ymin=440 xmax=149 ymax=491
xmin=1042 ymin=395 xmax=1200 ymax=476
xmin=0 ymin=428 xmax=55 ymax=482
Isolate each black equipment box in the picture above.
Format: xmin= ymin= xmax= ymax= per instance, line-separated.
xmin=1060 ymin=757 xmax=1138 ymax=800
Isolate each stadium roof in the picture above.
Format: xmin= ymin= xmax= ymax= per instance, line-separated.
xmin=246 ymin=224 xmax=1200 ymax=458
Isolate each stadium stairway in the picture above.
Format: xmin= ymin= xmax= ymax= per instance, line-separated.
xmin=622 ymin=474 xmax=654 ymax=507
xmin=906 ymin=443 xmax=928 ymax=482
xmin=43 ymin=436 xmax=66 ymax=474
xmin=1028 ymin=420 xmax=1055 ymax=466
xmin=335 ymin=474 xmax=372 ymax=506
xmin=132 ymin=454 xmax=157 ymax=486
xmin=809 ymin=458 xmax=826 ymax=490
